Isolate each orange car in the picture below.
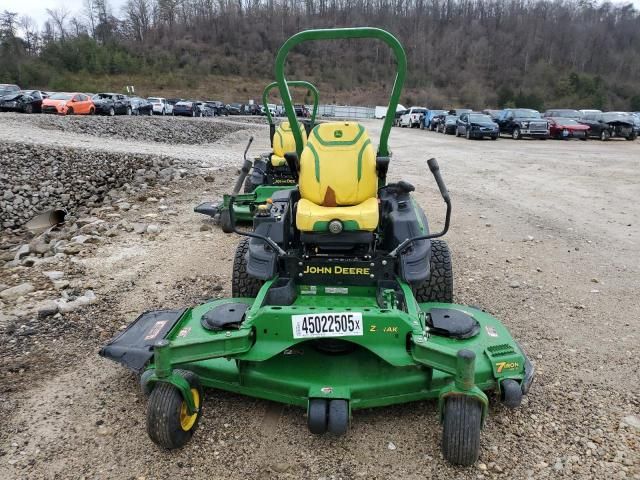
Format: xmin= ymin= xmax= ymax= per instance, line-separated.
xmin=42 ymin=92 xmax=95 ymax=115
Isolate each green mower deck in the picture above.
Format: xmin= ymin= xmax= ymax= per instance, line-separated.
xmin=108 ymin=284 xmax=529 ymax=412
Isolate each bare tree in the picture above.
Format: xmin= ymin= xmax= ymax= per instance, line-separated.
xmin=46 ymin=7 xmax=69 ymax=41
xmin=19 ymin=15 xmax=38 ymax=54
xmin=84 ymin=0 xmax=97 ymax=37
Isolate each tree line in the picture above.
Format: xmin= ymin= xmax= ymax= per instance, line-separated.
xmin=1 ymin=0 xmax=640 ymax=110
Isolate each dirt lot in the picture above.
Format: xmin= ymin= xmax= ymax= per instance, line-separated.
xmin=0 ymin=115 xmax=638 ymax=479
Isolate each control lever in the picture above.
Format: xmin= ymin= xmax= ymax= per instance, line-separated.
xmin=228 ymin=195 xmax=286 ymax=256
xmin=388 ymin=158 xmax=451 ymax=257
xmin=232 ymin=136 xmax=254 ymax=194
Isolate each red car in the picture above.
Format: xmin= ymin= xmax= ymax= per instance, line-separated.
xmin=547 ymin=117 xmax=589 ymax=140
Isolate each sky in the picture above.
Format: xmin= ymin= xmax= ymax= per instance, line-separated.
xmin=3 ymin=0 xmax=126 ymax=27
xmin=3 ymin=0 xmax=640 ymax=29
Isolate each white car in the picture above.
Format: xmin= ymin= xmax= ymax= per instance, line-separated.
xmin=400 ymin=106 xmax=427 ymax=128
xmin=261 ymin=103 xmax=277 ymax=117
xmin=147 ymin=97 xmax=173 ymax=115
xmin=578 ymin=109 xmax=602 ymax=116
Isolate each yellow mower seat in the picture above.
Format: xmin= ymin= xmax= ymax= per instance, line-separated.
xmin=296 ymin=122 xmax=378 ymax=232
xmin=272 ymin=121 xmax=307 ymax=167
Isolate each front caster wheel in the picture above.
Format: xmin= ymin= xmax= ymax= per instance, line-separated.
xmin=442 ymin=396 xmax=482 ymax=466
xmin=308 ymin=399 xmax=328 ymax=434
xmin=140 ymin=369 xmax=155 ymax=396
xmin=219 ymin=208 xmax=233 ymax=234
xmin=146 ymin=370 xmax=203 ymax=449
xmin=500 ymin=379 xmax=523 ymax=408
xmin=327 ymin=399 xmax=349 ymax=435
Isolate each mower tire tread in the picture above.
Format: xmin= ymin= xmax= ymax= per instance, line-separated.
xmin=414 ymin=239 xmax=453 ymax=303
xmin=308 ymin=398 xmax=328 ymax=434
xmin=442 ymin=395 xmax=482 ymax=466
xmin=146 ymin=369 xmax=203 ymax=450
xmin=327 ymin=399 xmax=349 ymax=436
xmin=232 ymin=237 xmax=264 ymax=297
xmin=501 ymin=378 xmax=523 ymax=408
xmin=220 ymin=209 xmax=233 ymax=233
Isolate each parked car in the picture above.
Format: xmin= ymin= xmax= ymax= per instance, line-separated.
xmin=0 ymin=84 xmax=20 ymax=98
xmin=261 ymin=103 xmax=277 ymax=117
xmin=205 ymin=101 xmax=228 ymax=116
xmin=542 ymin=109 xmax=581 ymax=119
xmin=193 ymin=101 xmax=207 ymax=116
xmin=147 ymin=97 xmax=173 ymax=115
xmin=546 ymin=117 xmax=590 ymax=140
xmin=294 ymin=104 xmax=309 ymax=117
xmin=173 ymin=100 xmax=200 ymax=117
xmin=129 ymin=97 xmax=153 ymax=116
xmin=0 ymin=90 xmax=47 ymax=113
xmin=482 ymin=109 xmax=503 ymax=121
xmin=632 ymin=113 xmax=640 ymax=136
xmin=227 ymin=103 xmax=243 ymax=115
xmin=92 ymin=93 xmax=132 ymax=116
xmin=496 ymin=108 xmax=549 ymax=139
xmin=431 ymin=113 xmax=447 ymax=132
xmin=167 ymin=98 xmax=183 ymax=108
xmin=201 ymin=103 xmax=217 ymax=117
xmin=455 ymin=112 xmax=499 ymax=140
xmin=437 ymin=114 xmax=459 ymax=134
xmin=393 ymin=109 xmax=408 ymax=126
xmin=449 ymin=108 xmax=473 ymax=116
xmin=42 ymin=92 xmax=95 ymax=115
xmin=580 ymin=112 xmax=637 ymax=141
xmin=579 ymin=109 xmax=602 ymax=116
xmin=400 ymin=107 xmax=427 ymax=128
xmin=423 ymin=109 xmax=448 ymax=130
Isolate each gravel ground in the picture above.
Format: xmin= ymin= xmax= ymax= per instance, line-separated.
xmin=0 ymin=116 xmax=638 ymax=479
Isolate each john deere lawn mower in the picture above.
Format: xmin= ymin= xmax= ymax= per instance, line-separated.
xmin=194 ymin=80 xmax=319 ymax=232
xmin=100 ymin=27 xmax=533 ymax=466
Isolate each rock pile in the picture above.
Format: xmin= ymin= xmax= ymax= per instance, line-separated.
xmin=0 ymin=142 xmax=193 ymax=230
xmin=29 ymin=114 xmax=247 ymax=144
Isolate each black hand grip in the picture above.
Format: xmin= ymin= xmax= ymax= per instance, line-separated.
xmin=232 ymin=136 xmax=255 ymax=194
xmin=427 ymin=158 xmax=449 ymax=201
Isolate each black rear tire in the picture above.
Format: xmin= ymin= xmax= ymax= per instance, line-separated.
xmin=413 ymin=239 xmax=453 ymax=303
xmin=231 ymin=237 xmax=264 ymax=297
xmin=146 ymin=369 xmax=203 ymax=450
xmin=442 ymin=396 xmax=483 ymax=466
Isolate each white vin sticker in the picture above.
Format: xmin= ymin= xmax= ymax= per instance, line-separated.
xmin=292 ymin=312 xmax=363 ymax=339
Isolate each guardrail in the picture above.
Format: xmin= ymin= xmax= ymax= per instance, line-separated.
xmin=317 ymin=104 xmax=376 ymax=119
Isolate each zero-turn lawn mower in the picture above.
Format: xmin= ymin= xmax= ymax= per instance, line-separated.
xmin=194 ymin=80 xmax=319 ymax=232
xmin=100 ymin=27 xmax=534 ymax=466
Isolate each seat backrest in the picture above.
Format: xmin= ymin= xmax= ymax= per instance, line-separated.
xmin=299 ymin=122 xmax=376 ymax=206
xmin=273 ymin=121 xmax=307 ymax=158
